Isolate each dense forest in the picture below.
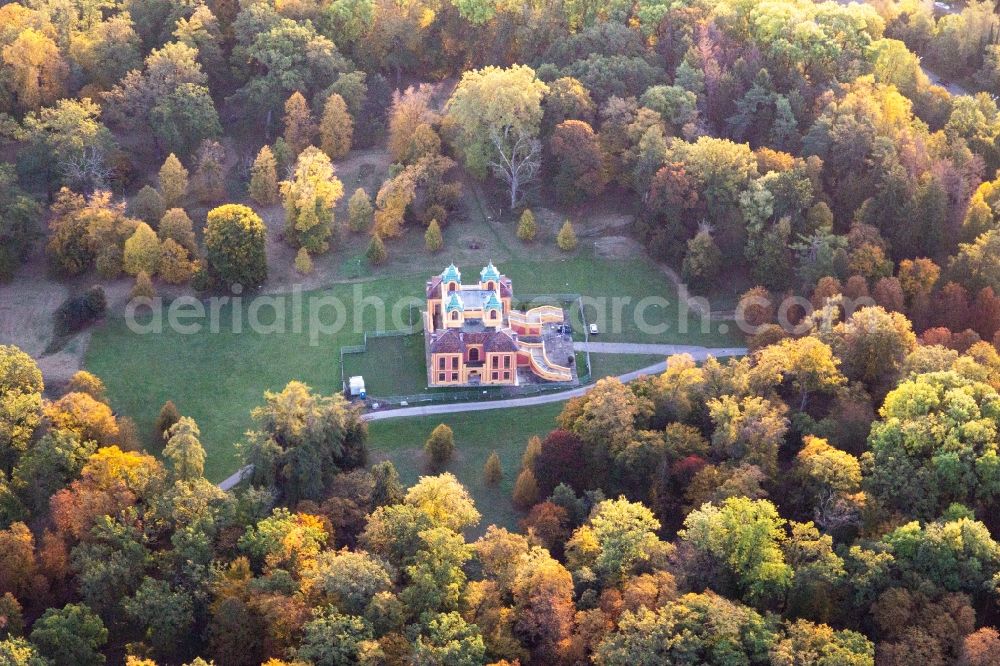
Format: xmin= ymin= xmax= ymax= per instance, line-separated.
xmin=3 ymin=0 xmax=1000 ymax=664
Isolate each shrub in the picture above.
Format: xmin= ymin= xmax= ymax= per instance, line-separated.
xmin=737 ymin=287 xmax=774 ymax=329
xmin=191 ymin=264 xmax=213 ymax=292
xmin=681 ymin=229 xmax=721 ymax=288
xmin=271 ymin=138 xmax=292 ymax=174
xmin=94 ymin=245 xmax=123 ymax=279
xmin=425 ymin=424 xmax=455 ymax=470
xmin=130 ymin=271 xmax=155 ymax=299
xmin=366 ymin=233 xmax=387 ymax=265
xmin=512 ymin=468 xmax=540 ymax=510
xmin=517 ymin=209 xmax=537 ymax=242
xmin=811 ymin=276 xmax=842 ymax=309
xmin=521 ymin=435 xmax=542 ymax=470
xmin=54 ymin=286 xmax=106 ymax=336
xmin=159 ymin=239 xmax=195 ymax=284
xmin=156 ymin=400 xmax=181 ymax=437
xmin=483 ymin=451 xmax=502 ymax=485
xmin=425 ymin=219 xmax=443 ymax=253
xmin=129 ymin=185 xmax=165 ymax=226
xmin=117 ymin=416 xmax=142 ymax=451
xmin=556 ymin=220 xmax=577 ymax=251
xmin=348 ymin=188 xmax=373 ymax=233
xmin=295 ymin=247 xmax=313 ymax=275
xmin=67 ymin=371 xmax=107 ymax=403
xmin=158 ymin=208 xmax=197 ymax=254
xmin=193 ymin=140 xmax=227 ymax=203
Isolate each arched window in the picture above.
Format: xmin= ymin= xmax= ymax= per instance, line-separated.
xmin=489 ymin=310 xmax=498 ymax=320
xmin=448 ymin=282 xmax=457 ymax=293
xmin=451 ymin=311 xmax=459 ymax=321
xmin=486 ymin=281 xmax=495 ymax=291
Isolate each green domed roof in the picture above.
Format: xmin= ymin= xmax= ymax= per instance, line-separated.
xmin=441 ymin=264 xmax=461 ymax=283
xmin=480 ymin=262 xmax=501 ymax=283
xmin=445 ymin=292 xmax=464 ymax=312
xmin=483 ymin=292 xmax=502 ymax=311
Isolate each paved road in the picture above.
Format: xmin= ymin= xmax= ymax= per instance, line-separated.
xmin=218 ymin=344 xmax=747 ymax=490
xmin=923 ymin=65 xmax=970 ymax=98
xmin=575 ymin=341 xmax=747 ymax=356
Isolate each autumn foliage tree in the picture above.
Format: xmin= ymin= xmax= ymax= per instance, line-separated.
xmin=548 ymin=120 xmax=607 ymax=203
xmin=388 ymin=85 xmax=441 ymax=164
xmin=122 ymin=222 xmax=161 ymax=276
xmin=204 ymin=204 xmax=267 ymax=287
xmin=517 ymin=209 xmax=537 ymax=242
xmin=424 ymin=219 xmax=443 ymax=253
xmin=282 ymin=92 xmax=317 ymax=157
xmin=249 ymin=145 xmax=279 ymax=205
xmin=319 ymin=92 xmax=353 ymax=160
xmin=348 ymin=188 xmax=373 ymax=233
xmin=366 ymin=233 xmax=387 ymax=265
xmin=556 ymin=220 xmax=577 ymax=251
xmin=158 ymin=154 xmax=189 ymax=208
xmin=281 ymin=147 xmax=344 ymax=254
xmin=193 ymin=140 xmax=227 ymax=203
xmin=425 ymin=424 xmax=455 ymax=471
xmin=163 ymin=416 xmax=205 ymax=481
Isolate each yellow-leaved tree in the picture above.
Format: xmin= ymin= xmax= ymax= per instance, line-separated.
xmin=373 ymin=170 xmax=416 ymax=239
xmin=280 ymin=146 xmax=344 ymax=254
xmin=319 ymin=92 xmax=353 ymax=160
xmin=249 ymin=145 xmax=279 ymax=205
xmin=445 ymin=65 xmax=547 ymax=206
xmin=283 ymin=91 xmax=316 ymax=157
xmin=158 ymin=153 xmax=188 ymax=208
xmin=1 ymin=28 xmax=68 ymax=112
xmin=123 ymin=222 xmax=162 ymax=276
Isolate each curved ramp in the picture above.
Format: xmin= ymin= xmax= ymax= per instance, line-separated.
xmin=508 ymin=305 xmax=564 ymax=326
xmin=518 ymin=340 xmax=573 ymax=382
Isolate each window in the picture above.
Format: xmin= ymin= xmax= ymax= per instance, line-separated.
xmin=504 ymin=355 xmax=511 ymax=368
xmin=492 ymin=372 xmax=498 ymax=380
xmin=487 ymin=281 xmax=495 ymax=291
xmin=469 ymin=348 xmax=479 ymax=361
xmin=503 ymin=371 xmax=510 ymax=380
xmin=451 ymin=311 xmax=459 ymax=321
xmin=491 ymin=356 xmax=498 ymax=368
xmin=438 ymin=373 xmax=445 ymax=382
xmin=451 ymin=373 xmax=458 ymax=381
xmin=438 ymin=357 xmax=445 ymax=369
xmin=452 ymin=357 xmax=459 ymax=369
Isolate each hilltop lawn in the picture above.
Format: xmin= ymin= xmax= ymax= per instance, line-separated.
xmin=85 ymin=254 xmax=737 ymax=482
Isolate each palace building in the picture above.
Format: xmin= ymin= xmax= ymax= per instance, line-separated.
xmin=424 ymin=263 xmax=574 ymax=386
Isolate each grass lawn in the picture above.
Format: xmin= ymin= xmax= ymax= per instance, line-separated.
xmin=500 ymin=257 xmax=737 ymax=346
xmin=588 ymin=353 xmax=665 ymax=378
xmin=341 ymin=334 xmax=429 ymax=396
xmin=367 ymin=402 xmax=564 ymax=532
xmin=85 ymin=253 xmax=739 ymax=482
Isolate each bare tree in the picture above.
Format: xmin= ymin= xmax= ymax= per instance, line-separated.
xmin=60 ymin=146 xmax=112 ymax=193
xmin=488 ymin=124 xmax=541 ymax=209
xmin=814 ymin=490 xmax=861 ymax=532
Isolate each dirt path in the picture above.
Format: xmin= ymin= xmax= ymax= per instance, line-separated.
xmin=654 ymin=261 xmax=735 ymax=321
